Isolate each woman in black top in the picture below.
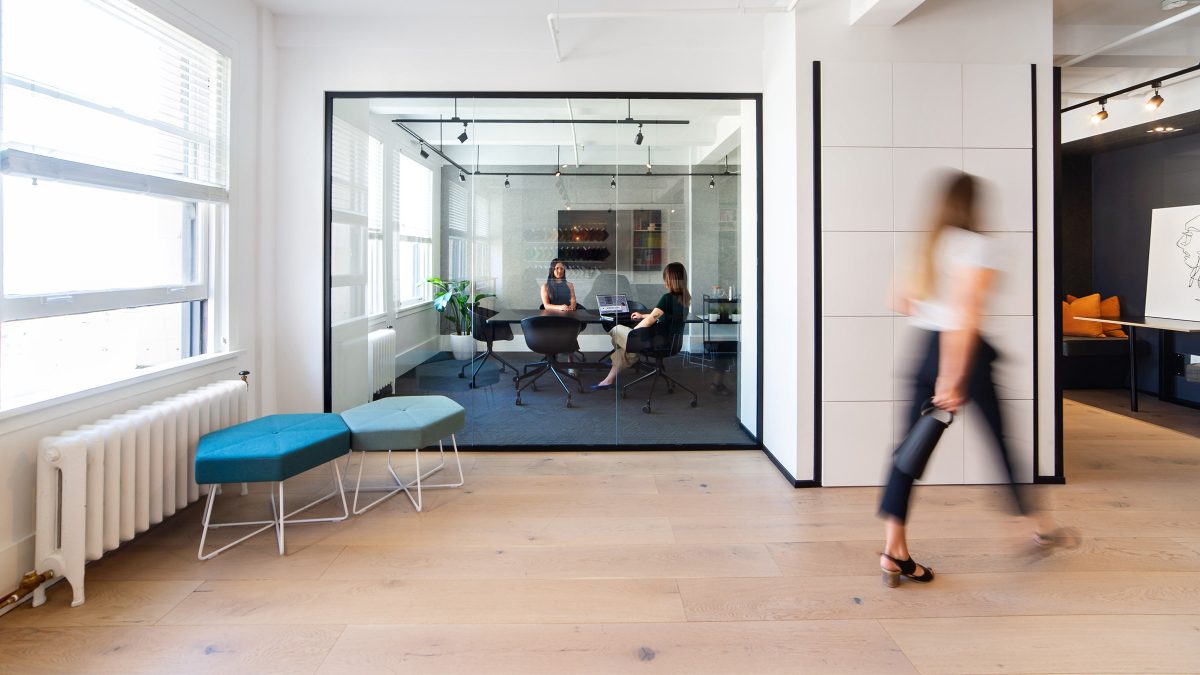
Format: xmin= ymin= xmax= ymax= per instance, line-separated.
xmin=541 ymin=259 xmax=577 ymax=311
xmin=591 ymin=262 xmax=690 ymax=390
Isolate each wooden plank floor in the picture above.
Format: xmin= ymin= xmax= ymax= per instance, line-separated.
xmin=2 ymin=392 xmax=1199 ymax=673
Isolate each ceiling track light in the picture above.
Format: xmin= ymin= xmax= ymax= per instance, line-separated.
xmin=504 ymin=174 xmax=511 ymax=188
xmin=645 ymin=147 xmax=653 ymax=172
xmin=708 ymin=176 xmax=715 ymax=190
xmin=459 ymin=172 xmax=466 ymax=182
xmin=723 ymin=154 xmax=732 ymax=175
xmin=1090 ymin=99 xmax=1109 ymax=125
xmin=554 ymin=146 xmax=561 ymax=177
xmin=457 ymin=122 xmax=469 ymax=144
xmin=419 ymin=145 xmax=430 ymax=159
xmin=1146 ymin=83 xmax=1165 ymax=111
xmin=1061 ymin=62 xmax=1200 ymax=116
xmin=610 ymin=176 xmax=617 ymax=189
xmin=635 ymin=123 xmax=644 ymax=146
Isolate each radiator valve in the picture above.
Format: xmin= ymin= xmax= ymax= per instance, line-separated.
xmin=1 ymin=570 xmax=54 ymax=609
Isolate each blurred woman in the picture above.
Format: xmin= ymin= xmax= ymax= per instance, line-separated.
xmin=879 ymin=172 xmax=1054 ymax=588
xmin=591 ymin=262 xmax=690 ymax=390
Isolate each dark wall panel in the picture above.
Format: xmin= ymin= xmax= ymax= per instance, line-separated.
xmin=1091 ymin=133 xmax=1200 ymax=396
xmin=1060 ymin=153 xmax=1092 ymax=297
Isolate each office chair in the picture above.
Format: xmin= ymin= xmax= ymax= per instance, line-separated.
xmin=458 ymin=305 xmax=517 ymax=389
xmin=514 ymin=315 xmax=584 ymax=408
xmin=539 ymin=303 xmax=588 ymax=362
xmin=621 ymin=321 xmax=698 ymax=414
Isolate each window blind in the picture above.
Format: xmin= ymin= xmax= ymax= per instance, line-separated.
xmin=447 ymin=181 xmax=468 ymax=232
xmin=1 ymin=0 xmax=230 ymax=188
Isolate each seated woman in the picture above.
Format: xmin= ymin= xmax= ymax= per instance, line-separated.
xmin=591 ymin=262 xmax=690 ymax=390
xmin=541 ymin=259 xmax=577 ymax=312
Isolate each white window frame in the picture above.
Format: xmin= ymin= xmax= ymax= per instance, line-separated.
xmin=0 ymin=0 xmax=231 ymax=410
xmin=388 ymin=145 xmax=435 ymax=313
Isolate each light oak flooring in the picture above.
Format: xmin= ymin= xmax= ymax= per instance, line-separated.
xmin=2 ymin=392 xmax=1199 ymax=673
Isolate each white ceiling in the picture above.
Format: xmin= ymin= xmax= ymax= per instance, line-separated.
xmin=256 ymin=0 xmax=790 ymax=18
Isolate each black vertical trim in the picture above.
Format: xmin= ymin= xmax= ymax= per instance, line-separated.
xmin=1030 ymin=63 xmax=1044 ymax=482
xmin=756 ymin=95 xmax=765 ymax=443
xmin=1051 ymin=66 xmax=1065 ymax=482
xmin=812 ymin=61 xmax=823 ymax=487
xmin=323 ymin=93 xmax=335 ymax=413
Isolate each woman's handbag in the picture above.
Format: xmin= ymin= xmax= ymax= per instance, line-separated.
xmin=893 ymin=400 xmax=954 ymax=479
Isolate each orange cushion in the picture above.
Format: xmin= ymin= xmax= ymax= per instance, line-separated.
xmin=1062 ymin=293 xmax=1104 ymax=337
xmin=1099 ymin=295 xmax=1126 ymax=338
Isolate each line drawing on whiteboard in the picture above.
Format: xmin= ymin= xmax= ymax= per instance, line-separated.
xmin=1175 ymin=215 xmax=1200 ymax=288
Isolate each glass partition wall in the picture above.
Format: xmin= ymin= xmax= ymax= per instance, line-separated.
xmin=326 ymin=94 xmax=760 ymax=448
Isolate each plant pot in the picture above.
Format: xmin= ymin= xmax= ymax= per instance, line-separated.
xmin=449 ymin=333 xmax=475 ymax=361
xmin=707 ymin=313 xmax=720 ymax=322
xmin=731 ymin=314 xmax=741 ymax=323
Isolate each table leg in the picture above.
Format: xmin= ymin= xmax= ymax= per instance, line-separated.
xmin=1128 ymin=325 xmax=1138 ymax=412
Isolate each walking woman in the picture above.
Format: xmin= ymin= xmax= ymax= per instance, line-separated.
xmin=879 ymin=172 xmax=1053 ymax=587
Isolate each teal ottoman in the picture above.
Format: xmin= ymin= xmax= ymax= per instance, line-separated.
xmin=340 ymin=396 xmax=466 ymax=513
xmin=195 ymin=414 xmax=350 ymax=559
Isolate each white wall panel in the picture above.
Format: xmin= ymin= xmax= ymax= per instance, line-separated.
xmin=823 ymin=232 xmax=894 ymax=317
xmin=963 ymin=63 xmax=1032 ymax=149
xmin=892 ymin=314 xmax=927 ymax=402
xmin=821 ymin=62 xmax=892 ymax=147
xmin=964 ymin=149 xmax=1032 ymax=232
xmin=963 ymin=398 xmax=1034 ymax=484
xmin=983 ymin=315 xmax=1034 ymax=400
xmin=823 ymin=401 xmax=894 ymax=487
xmin=893 ymin=62 xmax=962 ymax=148
xmin=822 ymin=147 xmax=893 ymax=231
xmin=892 ymin=398 xmax=965 ymax=486
xmin=823 ymin=317 xmax=894 ymax=401
xmin=893 ymin=148 xmax=962 ymax=231
xmin=987 ymin=232 xmax=1033 ymax=316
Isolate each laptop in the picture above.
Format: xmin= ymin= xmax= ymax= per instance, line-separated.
xmin=596 ymin=293 xmax=630 ymax=317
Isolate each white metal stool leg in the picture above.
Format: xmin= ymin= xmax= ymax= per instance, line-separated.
xmin=398 ymin=434 xmax=465 ymax=512
xmin=197 ymin=460 xmax=350 ymax=560
xmin=347 ymin=449 xmax=407 ymax=515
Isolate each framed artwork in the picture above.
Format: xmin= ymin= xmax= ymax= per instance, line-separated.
xmin=1145 ymin=204 xmax=1200 ymax=321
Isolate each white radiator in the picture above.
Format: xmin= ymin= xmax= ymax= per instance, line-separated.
xmin=368 ymin=328 xmax=397 ymax=396
xmin=34 ymin=379 xmax=248 ymax=607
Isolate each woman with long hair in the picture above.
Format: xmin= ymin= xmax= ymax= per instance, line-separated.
xmin=541 ymin=258 xmax=577 ymax=311
xmin=591 ymin=262 xmax=691 ymax=390
xmin=880 ymin=172 xmax=1053 ymax=587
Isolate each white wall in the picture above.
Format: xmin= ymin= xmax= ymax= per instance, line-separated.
xmin=0 ymin=0 xmax=266 ymax=591
xmin=761 ymin=0 xmax=1055 ymax=482
xmin=271 ymin=11 xmax=767 ymax=414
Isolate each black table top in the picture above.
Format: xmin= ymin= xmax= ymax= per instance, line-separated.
xmin=487 ymin=309 xmax=702 ymax=325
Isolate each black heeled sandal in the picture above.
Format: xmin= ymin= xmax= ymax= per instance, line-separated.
xmin=880 ymin=553 xmax=934 ymax=587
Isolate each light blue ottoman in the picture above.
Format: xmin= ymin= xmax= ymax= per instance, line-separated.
xmin=340 ymin=396 xmax=466 ymax=513
xmin=195 ymin=414 xmax=350 ymax=558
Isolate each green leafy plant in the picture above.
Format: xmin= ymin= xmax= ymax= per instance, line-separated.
xmin=425 ymin=277 xmax=494 ymax=335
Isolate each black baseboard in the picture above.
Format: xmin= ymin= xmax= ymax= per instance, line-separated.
xmin=761 ymin=445 xmax=819 ymax=488
xmin=1035 ymin=475 xmax=1066 ymax=485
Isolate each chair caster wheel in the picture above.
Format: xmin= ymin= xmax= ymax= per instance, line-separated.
xmin=458 ymin=372 xmax=465 ymax=378
xmin=642 ymin=405 xmax=651 ymax=414
xmin=690 ymin=399 xmax=698 ymax=407
xmin=468 ymin=382 xmax=476 ymax=389
xmin=532 ymin=383 xmax=538 ymax=392
xmin=667 ymin=387 xmax=675 ymax=394
xmin=515 ymin=398 xmax=523 ymax=406
xmin=566 ymin=398 xmax=573 ymax=408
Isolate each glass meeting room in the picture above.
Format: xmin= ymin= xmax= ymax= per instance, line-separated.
xmin=326 ymin=94 xmax=759 ymax=448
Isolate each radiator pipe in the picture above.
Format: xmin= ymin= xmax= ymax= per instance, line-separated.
xmin=1 ymin=570 xmax=54 ymax=610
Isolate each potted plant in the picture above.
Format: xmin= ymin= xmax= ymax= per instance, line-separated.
xmin=731 ymin=307 xmax=741 ymax=323
xmin=426 ymin=277 xmax=494 ymax=361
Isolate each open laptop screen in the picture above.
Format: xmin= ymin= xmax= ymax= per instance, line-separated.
xmin=596 ymin=294 xmax=630 ymax=314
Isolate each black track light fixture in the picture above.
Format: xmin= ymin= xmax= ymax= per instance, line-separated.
xmin=610 ymin=176 xmax=617 ymax=189
xmin=1091 ymin=98 xmax=1109 ymax=124
xmin=1146 ymin=83 xmax=1165 ymax=111
xmin=708 ymin=175 xmax=715 ymax=190
xmin=459 ymin=172 xmax=466 ymax=182
xmin=457 ymin=122 xmax=469 ymax=144
xmin=554 ymin=146 xmax=561 ymax=177
xmin=504 ymin=175 xmax=511 ymax=188
xmin=723 ymin=154 xmax=732 ymax=175
xmin=419 ymin=145 xmax=429 ymax=159
xmin=635 ymin=123 xmax=644 ymax=146
xmin=645 ymin=147 xmax=653 ymax=171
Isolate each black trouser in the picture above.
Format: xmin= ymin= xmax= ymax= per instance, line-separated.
xmin=878 ymin=329 xmax=1033 ymax=523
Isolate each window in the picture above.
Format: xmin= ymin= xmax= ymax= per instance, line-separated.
xmin=0 ymin=0 xmax=230 ymax=409
xmin=391 ymin=150 xmax=432 ymax=309
xmin=366 ymin=136 xmax=385 ymax=316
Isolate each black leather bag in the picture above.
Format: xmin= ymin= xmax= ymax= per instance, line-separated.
xmin=893 ymin=400 xmax=954 ymax=479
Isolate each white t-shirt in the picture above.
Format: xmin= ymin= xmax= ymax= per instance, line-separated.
xmin=910 ymin=228 xmax=1001 ymax=331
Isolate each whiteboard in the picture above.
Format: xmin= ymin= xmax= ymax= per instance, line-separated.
xmin=1145 ymin=205 xmax=1200 ymax=321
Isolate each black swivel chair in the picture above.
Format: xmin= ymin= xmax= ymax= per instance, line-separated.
xmin=514 ymin=315 xmax=584 ymax=408
xmin=458 ymin=305 xmax=517 ymax=388
xmin=621 ymin=321 xmax=698 ymax=414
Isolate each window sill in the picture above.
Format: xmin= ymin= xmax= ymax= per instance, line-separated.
xmin=395 ymin=301 xmax=434 ymax=319
xmin=0 ymin=351 xmax=244 ymax=434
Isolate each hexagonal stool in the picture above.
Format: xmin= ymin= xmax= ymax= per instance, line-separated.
xmin=195 ymin=414 xmax=350 ymax=559
xmin=340 ymin=396 xmax=466 ymax=513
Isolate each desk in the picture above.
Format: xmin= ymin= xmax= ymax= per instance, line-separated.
xmin=1075 ymin=315 xmax=1200 ymax=411
xmin=487 ymin=309 xmax=702 ymax=326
